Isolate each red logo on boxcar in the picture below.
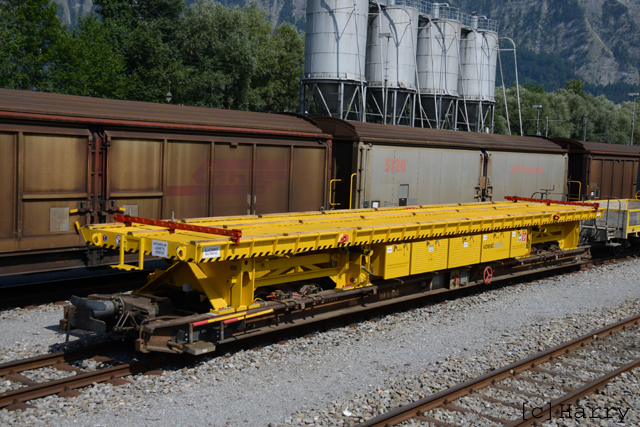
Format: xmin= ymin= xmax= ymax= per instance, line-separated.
xmin=165 ymin=159 xmax=288 ymax=197
xmin=509 ymin=166 xmax=545 ymax=174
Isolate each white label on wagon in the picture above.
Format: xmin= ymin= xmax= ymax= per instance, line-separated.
xmin=115 ymin=235 xmax=121 ymax=246
xmin=152 ymin=240 xmax=168 ymax=258
xmin=202 ymin=245 xmax=221 ymax=259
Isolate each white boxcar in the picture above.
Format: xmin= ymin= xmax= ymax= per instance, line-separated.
xmin=315 ymin=118 xmax=568 ymax=209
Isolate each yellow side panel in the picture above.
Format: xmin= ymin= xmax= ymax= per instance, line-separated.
xmin=480 ymin=231 xmax=511 ymax=262
xmin=372 ymin=244 xmax=411 ymax=279
xmin=509 ymin=229 xmax=529 ymax=257
xmin=411 ymin=239 xmax=449 ymax=274
xmin=448 ymin=235 xmax=481 ymax=268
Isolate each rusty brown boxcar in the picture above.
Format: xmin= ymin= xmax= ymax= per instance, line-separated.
xmin=0 ymin=89 xmax=330 ymax=275
xmin=551 ymin=138 xmax=640 ymax=201
xmin=315 ymin=118 xmax=568 ymax=209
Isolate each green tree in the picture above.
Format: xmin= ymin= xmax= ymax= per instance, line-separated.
xmin=495 ymin=81 xmax=637 ymax=144
xmin=174 ymin=1 xmax=262 ymax=109
xmin=93 ymin=0 xmax=186 ymax=102
xmin=253 ymin=23 xmax=305 ymax=112
xmin=173 ymin=1 xmax=303 ymax=112
xmin=565 ymin=79 xmax=585 ymax=97
xmin=93 ymin=0 xmax=184 ymax=43
xmin=50 ymin=14 xmax=136 ymax=98
xmin=0 ymin=0 xmax=69 ymax=90
xmin=495 ymin=85 xmax=548 ymax=136
xmin=523 ymin=83 xmax=546 ymax=94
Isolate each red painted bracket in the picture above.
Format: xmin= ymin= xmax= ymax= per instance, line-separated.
xmin=113 ymin=214 xmax=242 ymax=245
xmin=504 ymin=196 xmax=599 ymax=212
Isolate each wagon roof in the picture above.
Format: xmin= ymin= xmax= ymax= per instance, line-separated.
xmin=0 ymin=89 xmax=323 ymax=135
xmin=313 ymin=117 xmax=566 ymax=153
xmin=550 ymin=138 xmax=640 ymax=156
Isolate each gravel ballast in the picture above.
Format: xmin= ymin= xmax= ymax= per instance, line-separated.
xmin=0 ymin=259 xmax=638 ymax=426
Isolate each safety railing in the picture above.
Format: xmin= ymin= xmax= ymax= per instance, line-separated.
xmin=566 ymin=180 xmax=582 ymax=201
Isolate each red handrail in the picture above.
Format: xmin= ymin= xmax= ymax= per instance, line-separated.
xmin=504 ymin=196 xmax=599 ymax=212
xmin=113 ymin=214 xmax=242 ymax=245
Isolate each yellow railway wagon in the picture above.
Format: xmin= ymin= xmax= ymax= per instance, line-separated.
xmin=63 ymin=198 xmax=599 ymax=354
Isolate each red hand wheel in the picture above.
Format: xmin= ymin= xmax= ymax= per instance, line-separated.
xmin=483 ymin=266 xmax=493 ymax=285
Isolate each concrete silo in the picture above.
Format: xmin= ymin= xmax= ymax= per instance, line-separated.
xmin=415 ymin=3 xmax=462 ymax=129
xmin=300 ymin=0 xmax=369 ymax=121
xmin=457 ymin=14 xmax=499 ymax=132
xmin=300 ymin=0 xmax=502 ymax=132
xmin=365 ymin=3 xmax=419 ymax=126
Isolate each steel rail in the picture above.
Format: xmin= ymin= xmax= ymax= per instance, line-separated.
xmin=358 ymin=313 xmax=640 ymax=427
xmin=507 ymin=358 xmax=640 ymax=427
xmin=0 ymin=341 xmax=127 ymax=377
xmin=0 ymin=353 xmax=166 ymax=410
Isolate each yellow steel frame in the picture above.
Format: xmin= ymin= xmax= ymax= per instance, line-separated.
xmin=81 ymin=201 xmax=598 ymax=313
xmin=83 ymin=202 xmax=598 ymax=266
xmin=137 ymin=250 xmax=372 ymax=312
xmin=530 ymin=223 xmax=580 ymax=249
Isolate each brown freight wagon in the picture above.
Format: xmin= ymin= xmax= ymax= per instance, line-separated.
xmin=0 ymin=89 xmax=330 ymax=275
xmin=550 ymin=138 xmax=640 ymax=201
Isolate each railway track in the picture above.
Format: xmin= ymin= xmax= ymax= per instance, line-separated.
xmin=0 ymin=341 xmax=169 ymax=411
xmin=1 ymin=251 xmax=637 ymax=413
xmin=358 ymin=314 xmax=640 ymax=427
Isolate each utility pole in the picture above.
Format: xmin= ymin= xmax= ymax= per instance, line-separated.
xmin=533 ymin=105 xmax=542 ymax=135
xmin=165 ymin=82 xmax=172 ymax=103
xmin=545 ymin=116 xmax=548 ymax=137
xmin=583 ymin=114 xmax=588 ymax=141
xmin=380 ymin=32 xmax=393 ymax=126
xmin=630 ymin=93 xmax=639 ymax=145
xmin=544 ymin=116 xmax=566 ymax=138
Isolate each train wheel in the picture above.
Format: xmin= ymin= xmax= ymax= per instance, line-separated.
xmin=611 ymin=245 xmax=623 ymax=256
xmin=483 ymin=266 xmax=493 ymax=285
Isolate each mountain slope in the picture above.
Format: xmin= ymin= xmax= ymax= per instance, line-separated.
xmin=54 ymin=0 xmax=94 ymax=30
xmin=452 ymin=0 xmax=640 ymax=86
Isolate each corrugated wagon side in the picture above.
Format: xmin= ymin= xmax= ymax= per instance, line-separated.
xmin=0 ymin=123 xmax=93 ymax=273
xmin=551 ymin=138 xmax=640 ymax=201
xmin=0 ymin=89 xmax=331 ymax=275
xmin=315 ymin=117 xmax=568 ymax=209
